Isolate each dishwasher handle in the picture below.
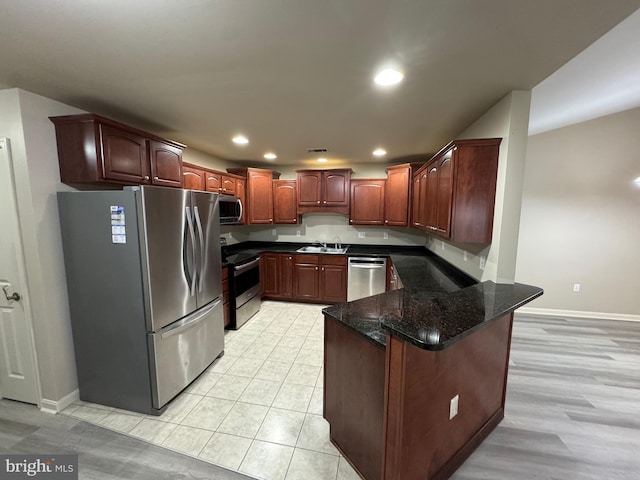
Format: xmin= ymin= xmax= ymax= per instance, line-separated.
xmin=349 ymin=257 xmax=386 ymax=266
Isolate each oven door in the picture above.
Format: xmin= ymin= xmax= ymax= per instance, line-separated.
xmin=233 ymin=257 xmax=260 ymax=307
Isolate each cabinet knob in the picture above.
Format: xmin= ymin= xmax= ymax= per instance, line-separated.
xmin=385 ymin=220 xmax=388 ymax=224
xmin=323 ymin=201 xmax=326 ymax=204
xmin=143 ymin=175 xmax=150 ymax=181
xmin=315 ymin=267 xmax=318 ymax=270
xmin=322 ymin=267 xmax=325 ymax=271
xmin=154 ymin=176 xmax=159 ymax=181
xmin=317 ymin=200 xmax=320 ymax=204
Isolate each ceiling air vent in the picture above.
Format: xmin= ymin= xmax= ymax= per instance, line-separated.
xmin=307 ymin=148 xmax=328 ymax=153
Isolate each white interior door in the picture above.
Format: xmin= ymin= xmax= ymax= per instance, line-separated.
xmin=0 ymin=138 xmax=40 ymax=404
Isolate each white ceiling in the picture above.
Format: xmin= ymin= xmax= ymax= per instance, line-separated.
xmin=529 ymin=8 xmax=640 ymax=135
xmin=1 ymin=0 xmax=640 ymax=167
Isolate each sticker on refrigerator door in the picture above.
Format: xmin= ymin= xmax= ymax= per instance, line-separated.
xmin=110 ymin=206 xmax=126 ymax=244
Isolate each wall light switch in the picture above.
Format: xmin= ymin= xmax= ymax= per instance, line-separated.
xmin=383 ymin=232 xmax=389 ymax=240
xmin=271 ymin=229 xmax=277 ymax=236
xmin=463 ymin=251 xmax=468 ymax=262
xmin=441 ymin=241 xmax=445 ymax=250
xmin=449 ymin=394 xmax=459 ymax=420
xmin=358 ymin=232 xmax=366 ymax=239
xmin=573 ymin=283 xmax=580 ymax=292
xmin=296 ymin=230 xmax=301 ymax=237
xmin=479 ymin=256 xmax=486 ymax=270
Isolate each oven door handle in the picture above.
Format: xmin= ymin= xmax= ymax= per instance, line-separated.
xmin=234 ymin=258 xmax=259 ymax=275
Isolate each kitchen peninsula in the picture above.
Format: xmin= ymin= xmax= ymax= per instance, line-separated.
xmin=322 ymin=255 xmax=542 ymax=480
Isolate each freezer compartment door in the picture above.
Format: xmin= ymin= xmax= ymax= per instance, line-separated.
xmin=148 ymin=298 xmax=224 ymax=409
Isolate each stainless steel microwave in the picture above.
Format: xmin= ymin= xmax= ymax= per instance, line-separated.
xmin=219 ymin=195 xmax=243 ymax=224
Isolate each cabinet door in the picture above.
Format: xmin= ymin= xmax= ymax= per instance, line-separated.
xmin=297 ymin=171 xmax=322 ymax=206
xmin=424 ymin=162 xmax=439 ymax=230
xmin=236 ymin=179 xmax=246 ymax=224
xmin=323 ymin=171 xmax=350 ymax=206
xmin=247 ymin=169 xmax=274 ymax=224
xmin=385 ymin=166 xmax=410 ymax=227
xmin=411 ymin=172 xmax=422 ymax=228
xmin=261 ymin=253 xmax=280 ymax=296
xmin=435 ymin=154 xmax=453 ymax=236
xmin=280 ymin=254 xmax=294 ymax=299
xmin=182 ymin=164 xmax=206 ymax=190
xmin=100 ymin=124 xmax=150 ymax=184
xmin=205 ymin=172 xmax=222 ymax=193
xmin=148 ymin=140 xmax=182 ymax=187
xmin=418 ymin=169 xmax=429 ymax=229
xmin=294 ymin=256 xmax=320 ymax=300
xmin=320 ymin=263 xmax=347 ymax=303
xmin=221 ymin=176 xmax=236 ymax=195
xmin=273 ymin=180 xmax=298 ymax=224
xmin=350 ymin=180 xmax=385 ymax=225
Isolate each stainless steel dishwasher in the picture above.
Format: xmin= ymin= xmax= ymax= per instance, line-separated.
xmin=347 ymin=257 xmax=387 ymax=301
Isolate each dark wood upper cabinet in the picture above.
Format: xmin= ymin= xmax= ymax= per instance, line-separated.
xmin=205 ymin=172 xmax=222 ymax=193
xmin=412 ymin=138 xmax=501 ymax=244
xmin=349 ymin=179 xmax=386 ymax=225
xmin=221 ymin=176 xmax=236 ymax=195
xmin=227 ymin=168 xmax=281 ymax=225
xmin=411 ymin=172 xmax=423 ymax=228
xmin=296 ymin=169 xmax=352 ymax=215
xmin=273 ymin=180 xmax=298 ymax=224
xmin=148 ymin=140 xmax=183 ymax=187
xmin=384 ymin=164 xmax=412 ymax=227
xmin=297 ymin=171 xmax=323 ymax=206
xmin=182 ymin=163 xmax=206 ymax=191
xmin=50 ymin=114 xmax=184 ymax=187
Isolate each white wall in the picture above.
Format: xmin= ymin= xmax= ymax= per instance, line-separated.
xmin=0 ymin=88 xmax=85 ymax=406
xmin=516 ymin=107 xmax=640 ymax=318
xmin=424 ymin=91 xmax=532 ymax=282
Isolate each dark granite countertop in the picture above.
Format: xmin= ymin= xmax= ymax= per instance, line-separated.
xmin=222 ymin=241 xmax=543 ymax=350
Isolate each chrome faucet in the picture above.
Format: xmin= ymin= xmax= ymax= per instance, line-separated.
xmin=334 ymin=236 xmax=341 ymax=249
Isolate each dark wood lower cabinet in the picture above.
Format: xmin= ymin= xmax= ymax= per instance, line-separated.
xmin=222 ymin=267 xmax=230 ymax=328
xmin=324 ymin=313 xmax=514 ymax=480
xmin=261 ymin=253 xmax=346 ymax=303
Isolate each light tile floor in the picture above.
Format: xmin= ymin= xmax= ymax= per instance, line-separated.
xmin=62 ymin=301 xmax=361 ymax=480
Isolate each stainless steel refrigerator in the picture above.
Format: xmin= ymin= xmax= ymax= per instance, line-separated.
xmin=58 ymin=186 xmax=224 ymax=415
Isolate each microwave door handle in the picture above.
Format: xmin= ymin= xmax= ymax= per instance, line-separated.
xmin=194 ymin=205 xmax=205 ymax=293
xmin=185 ymin=206 xmax=197 ymax=296
xmin=237 ymin=198 xmax=243 ymax=223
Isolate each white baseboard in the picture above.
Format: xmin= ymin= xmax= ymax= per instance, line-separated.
xmin=40 ymin=389 xmax=79 ymax=415
xmin=516 ymin=307 xmax=640 ymax=323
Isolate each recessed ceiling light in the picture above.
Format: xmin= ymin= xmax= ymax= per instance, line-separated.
xmin=317 ymin=158 xmax=328 ymax=163
xmin=374 ymin=68 xmax=404 ymax=86
xmin=232 ymin=135 xmax=249 ymax=145
xmin=264 ymin=152 xmax=277 ymax=160
xmin=373 ymin=148 xmax=387 ymax=157
xmin=634 ymin=176 xmax=640 ymax=184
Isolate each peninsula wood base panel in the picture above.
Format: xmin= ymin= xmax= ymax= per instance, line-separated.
xmin=324 ymin=313 xmax=513 ymax=480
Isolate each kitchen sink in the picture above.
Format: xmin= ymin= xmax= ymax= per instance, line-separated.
xmin=296 ymin=245 xmax=349 ymax=254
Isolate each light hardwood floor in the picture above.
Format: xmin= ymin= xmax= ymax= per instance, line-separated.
xmin=453 ymin=314 xmax=640 ymax=480
xmin=1 ymin=312 xmax=638 ymax=479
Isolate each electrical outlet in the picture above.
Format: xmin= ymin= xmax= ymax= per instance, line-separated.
xmin=441 ymin=241 xmax=445 ymax=250
xmin=449 ymin=394 xmax=459 ymax=420
xmin=358 ymin=232 xmax=366 ymax=239
xmin=573 ymin=283 xmax=580 ymax=292
xmin=479 ymin=256 xmax=486 ymax=270
xmin=463 ymin=251 xmax=468 ymax=262
xmin=296 ymin=230 xmax=301 ymax=237
xmin=383 ymin=232 xmax=389 ymax=240
xmin=271 ymin=229 xmax=277 ymax=236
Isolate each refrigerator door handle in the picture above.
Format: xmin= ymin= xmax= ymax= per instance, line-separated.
xmin=194 ymin=205 xmax=205 ymax=293
xmin=185 ymin=206 xmax=197 ymax=296
xmin=160 ymin=299 xmax=221 ymax=339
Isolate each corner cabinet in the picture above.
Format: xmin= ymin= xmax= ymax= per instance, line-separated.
xmin=296 ymin=169 xmax=352 ymax=215
xmin=413 ymin=138 xmax=501 ymax=244
xmin=228 ymin=168 xmax=281 ymax=225
xmin=50 ymin=114 xmax=184 ymax=188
